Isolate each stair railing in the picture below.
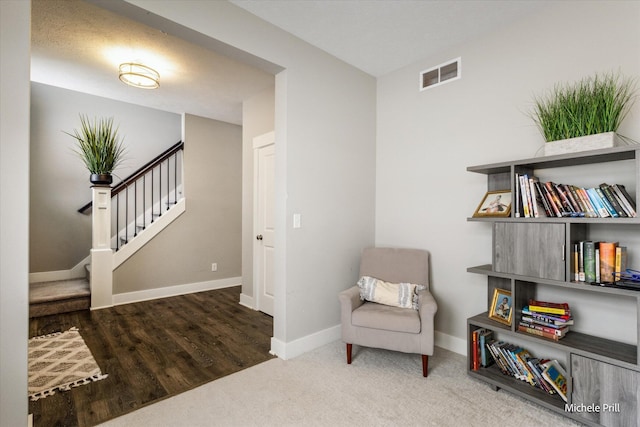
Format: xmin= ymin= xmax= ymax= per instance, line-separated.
xmin=79 ymin=141 xmax=184 ymax=251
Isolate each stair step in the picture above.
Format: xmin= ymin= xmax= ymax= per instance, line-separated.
xmin=29 ymin=278 xmax=90 ymax=318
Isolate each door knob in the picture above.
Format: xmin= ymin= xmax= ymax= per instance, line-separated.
xmin=256 ymin=234 xmax=263 ymax=240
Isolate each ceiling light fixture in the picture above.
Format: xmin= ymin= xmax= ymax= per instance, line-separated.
xmin=118 ymin=63 xmax=160 ymax=89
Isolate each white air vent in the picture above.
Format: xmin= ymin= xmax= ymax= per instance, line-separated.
xmin=420 ymin=57 xmax=461 ymax=91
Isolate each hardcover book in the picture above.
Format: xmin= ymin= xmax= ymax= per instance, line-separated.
xmin=542 ymin=360 xmax=568 ymax=402
xmin=599 ymin=241 xmax=618 ymax=283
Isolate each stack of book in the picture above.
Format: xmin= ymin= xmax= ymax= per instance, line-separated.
xmin=514 ymin=173 xmax=636 ymax=219
xmin=471 ymin=328 xmax=494 ymax=371
xmin=518 ymin=300 xmax=572 ymax=341
xmin=484 ymin=339 xmax=568 ymax=402
xmin=574 ymin=240 xmax=627 ymax=284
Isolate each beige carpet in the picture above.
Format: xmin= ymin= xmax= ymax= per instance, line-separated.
xmin=100 ymin=340 xmax=582 ymax=426
xmin=29 ymin=327 xmax=108 ymax=401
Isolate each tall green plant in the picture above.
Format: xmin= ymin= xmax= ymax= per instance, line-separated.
xmin=66 ymin=115 xmax=126 ymax=174
xmin=531 ymin=73 xmax=637 ymax=142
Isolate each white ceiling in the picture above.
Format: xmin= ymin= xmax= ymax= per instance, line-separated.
xmin=31 ymin=0 xmax=276 ymax=125
xmin=229 ymin=0 xmax=550 ymax=77
xmin=31 ymin=0 xmax=551 ymax=124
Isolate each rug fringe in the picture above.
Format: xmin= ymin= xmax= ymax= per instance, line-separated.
xmin=29 ymin=326 xmax=79 ymax=341
xmin=29 ymin=373 xmax=109 ymax=401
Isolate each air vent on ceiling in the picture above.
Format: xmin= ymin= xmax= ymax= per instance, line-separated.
xmin=420 ymin=57 xmax=461 ymax=91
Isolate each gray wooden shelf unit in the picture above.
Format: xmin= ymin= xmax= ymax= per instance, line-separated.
xmin=467 ymin=145 xmax=640 ymax=427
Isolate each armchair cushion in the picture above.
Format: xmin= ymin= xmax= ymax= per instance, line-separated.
xmin=357 ymin=276 xmax=424 ymax=310
xmin=352 ymin=302 xmax=421 ymax=333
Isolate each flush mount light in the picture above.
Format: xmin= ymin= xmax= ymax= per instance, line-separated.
xmin=118 ymin=63 xmax=160 ymax=89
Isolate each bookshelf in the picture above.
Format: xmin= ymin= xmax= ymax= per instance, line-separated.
xmin=467 ymin=145 xmax=640 ymax=427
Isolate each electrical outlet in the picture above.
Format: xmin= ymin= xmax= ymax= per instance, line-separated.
xmin=211 ymin=263 xmax=218 ymax=272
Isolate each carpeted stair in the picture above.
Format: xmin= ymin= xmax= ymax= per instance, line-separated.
xmin=29 ymin=278 xmax=90 ymax=318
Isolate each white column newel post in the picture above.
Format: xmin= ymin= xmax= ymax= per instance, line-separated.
xmin=90 ymin=185 xmax=113 ymax=309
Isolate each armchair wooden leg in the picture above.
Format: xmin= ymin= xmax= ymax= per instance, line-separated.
xmin=422 ymin=355 xmax=428 ymax=377
xmin=346 ymin=343 xmax=352 ymax=364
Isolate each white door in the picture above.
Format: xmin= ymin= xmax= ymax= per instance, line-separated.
xmin=254 ymin=132 xmax=275 ymax=316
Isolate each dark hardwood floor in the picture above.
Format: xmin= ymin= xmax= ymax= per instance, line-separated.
xmin=28 ymin=286 xmax=274 ymax=427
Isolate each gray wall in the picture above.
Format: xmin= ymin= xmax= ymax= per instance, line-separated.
xmin=127 ymin=0 xmax=378 ymax=347
xmin=114 ymin=114 xmax=242 ymax=294
xmin=242 ymin=86 xmax=275 ymax=300
xmin=0 ymin=1 xmax=29 ymax=425
xmin=30 ymin=83 xmax=181 ymax=272
xmin=376 ymin=1 xmax=640 ymax=351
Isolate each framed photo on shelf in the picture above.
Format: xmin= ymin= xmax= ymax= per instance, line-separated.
xmin=473 ymin=190 xmax=512 ymax=217
xmin=489 ymin=288 xmax=512 ymax=326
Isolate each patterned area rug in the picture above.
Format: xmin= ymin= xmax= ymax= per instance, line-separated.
xmin=28 ymin=327 xmax=108 ymax=401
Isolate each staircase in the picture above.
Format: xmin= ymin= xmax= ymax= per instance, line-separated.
xmin=29 ymin=278 xmax=90 ymax=318
xmin=29 ymin=141 xmax=185 ymax=318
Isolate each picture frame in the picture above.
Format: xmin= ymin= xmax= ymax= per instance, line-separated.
xmin=473 ymin=190 xmax=512 ymax=217
xmin=489 ymin=288 xmax=513 ymax=326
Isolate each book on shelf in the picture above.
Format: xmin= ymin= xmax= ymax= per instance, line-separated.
xmin=542 ymin=360 xmax=568 ymax=402
xmin=599 ymin=183 xmax=627 ymax=217
xmin=522 ymin=307 xmax=574 ymax=326
xmin=518 ymin=324 xmax=563 ymax=341
xmin=586 ymin=188 xmax=611 ymax=217
xmin=519 ymin=174 xmax=531 ymax=218
xmin=595 ymin=247 xmax=601 ymax=283
xmin=583 ymin=241 xmax=596 ymax=283
xmin=472 ymin=329 xmax=480 ymax=371
xmin=528 ymin=299 xmax=571 ymax=316
xmin=478 ymin=328 xmax=494 ymax=368
xmin=519 ymin=179 xmax=636 ymax=218
xmin=578 ymin=241 xmax=585 ymax=282
xmin=555 ymin=183 xmax=578 ymax=216
xmin=519 ymin=321 xmax=569 ymax=338
xmin=572 ymin=244 xmax=580 ymax=282
xmin=529 ymin=176 xmax=540 ymax=218
xmin=562 ymin=184 xmax=584 ymax=216
xmin=595 ymin=187 xmax=619 ymax=217
xmin=616 ymin=246 xmax=628 ymax=280
xmin=514 ymin=173 xmax=521 ymax=217
xmin=527 ymin=358 xmax=556 ymax=395
xmin=611 ymin=183 xmax=637 ymax=217
xmin=485 ymin=339 xmax=563 ymax=397
xmin=599 ymin=241 xmax=618 ymax=283
xmin=575 ymin=186 xmax=598 ymax=218
xmin=533 ymin=180 xmax=553 ymax=217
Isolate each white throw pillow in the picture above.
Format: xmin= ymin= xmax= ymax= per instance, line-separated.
xmin=357 ymin=276 xmax=424 ymax=310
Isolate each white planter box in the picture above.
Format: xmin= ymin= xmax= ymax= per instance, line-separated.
xmin=543 ymin=132 xmax=622 ymax=156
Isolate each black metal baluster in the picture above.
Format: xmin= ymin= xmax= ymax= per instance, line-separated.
xmin=125 ymin=185 xmax=128 ymax=245
xmin=134 ymin=180 xmax=138 ymax=236
xmin=158 ymin=162 xmax=162 ymax=217
xmin=151 ymin=168 xmax=155 ymax=223
xmin=143 ymin=174 xmax=146 ymax=230
xmin=166 ymin=158 xmax=170 ymax=211
xmin=174 ymin=152 xmax=177 ymax=204
xmin=116 ymin=193 xmax=120 ymax=251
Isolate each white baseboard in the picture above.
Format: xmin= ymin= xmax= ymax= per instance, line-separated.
xmin=269 ymin=326 xmax=466 ymax=361
xmin=112 ymin=276 xmax=242 ymax=306
xmin=29 ymin=255 xmax=90 ymax=283
xmin=434 ymin=330 xmax=466 ymax=356
xmin=270 ymin=324 xmax=341 ymax=360
xmin=239 ymin=293 xmax=255 ymax=310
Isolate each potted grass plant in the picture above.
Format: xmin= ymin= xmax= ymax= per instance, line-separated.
xmin=66 ymin=115 xmax=126 ymax=185
xmin=531 ymin=72 xmax=637 ymax=156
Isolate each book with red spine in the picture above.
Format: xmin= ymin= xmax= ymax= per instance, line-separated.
xmin=528 ymin=299 xmax=571 ymax=316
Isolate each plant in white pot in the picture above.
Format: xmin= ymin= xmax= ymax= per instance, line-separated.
xmin=531 ymin=72 xmax=637 ymax=156
xmin=66 ymin=115 xmax=126 ymax=185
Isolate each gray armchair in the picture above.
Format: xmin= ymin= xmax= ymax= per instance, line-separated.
xmin=339 ymin=247 xmax=438 ymax=377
